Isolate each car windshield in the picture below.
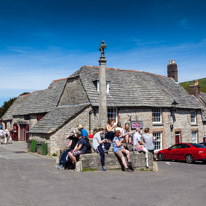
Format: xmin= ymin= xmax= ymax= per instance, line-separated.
xmin=190 ymin=143 xmax=206 ymax=148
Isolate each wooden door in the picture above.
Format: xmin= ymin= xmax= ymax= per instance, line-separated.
xmin=12 ymin=123 xmax=18 ymax=141
xmin=20 ymin=125 xmax=26 ymax=141
xmin=25 ymin=124 xmax=29 ymax=142
xmin=175 ymin=131 xmax=181 ymax=144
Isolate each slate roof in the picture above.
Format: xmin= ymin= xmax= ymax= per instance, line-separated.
xmin=30 ymin=104 xmax=89 ymax=134
xmin=199 ymin=93 xmax=206 ymax=106
xmin=14 ymin=79 xmax=66 ymax=115
xmin=78 ymin=66 xmax=201 ymax=109
xmin=198 ymin=93 xmax=206 ymax=121
xmin=2 ymin=94 xmax=30 ymax=120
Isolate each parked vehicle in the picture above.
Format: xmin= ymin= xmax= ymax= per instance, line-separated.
xmin=199 ymin=142 xmax=206 ymax=147
xmin=157 ymin=143 xmax=206 ymax=164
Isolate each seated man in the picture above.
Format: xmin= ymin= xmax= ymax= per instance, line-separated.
xmin=68 ymin=132 xmax=87 ymax=169
xmin=133 ymin=128 xmax=149 ymax=168
xmin=92 ymin=128 xmax=111 ymax=171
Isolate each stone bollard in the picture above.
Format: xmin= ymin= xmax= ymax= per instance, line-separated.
xmin=153 ymin=161 xmax=158 ymax=172
xmin=75 ymin=161 xmax=82 ymax=172
xmin=56 ymin=150 xmax=61 ymax=164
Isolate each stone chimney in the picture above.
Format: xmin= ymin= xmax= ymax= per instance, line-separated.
xmin=167 ymin=59 xmax=178 ymax=82
xmin=189 ymin=80 xmax=200 ymax=97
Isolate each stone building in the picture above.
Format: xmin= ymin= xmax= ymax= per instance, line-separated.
xmin=2 ymin=62 xmax=205 ymax=154
xmin=188 ymin=80 xmax=206 ymax=139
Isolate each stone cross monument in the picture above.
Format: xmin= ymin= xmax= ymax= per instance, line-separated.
xmin=98 ymin=41 xmax=107 ymax=127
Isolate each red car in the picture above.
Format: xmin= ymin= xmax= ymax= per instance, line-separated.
xmin=157 ymin=143 xmax=206 ymax=164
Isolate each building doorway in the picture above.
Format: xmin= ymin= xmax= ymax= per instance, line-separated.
xmin=175 ymin=131 xmax=181 ymax=144
xmin=19 ymin=124 xmax=29 ymax=142
xmin=12 ymin=123 xmax=18 ymax=141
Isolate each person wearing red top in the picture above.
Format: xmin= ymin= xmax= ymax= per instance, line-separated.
xmin=88 ymin=130 xmax=93 ymax=138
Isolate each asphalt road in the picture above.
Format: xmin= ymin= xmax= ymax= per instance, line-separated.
xmin=0 ymin=142 xmax=206 ymax=206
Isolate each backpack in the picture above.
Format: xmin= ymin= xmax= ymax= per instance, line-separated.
xmin=85 ymin=138 xmax=91 ymax=150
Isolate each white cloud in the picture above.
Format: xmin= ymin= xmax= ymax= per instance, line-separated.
xmin=0 ymin=40 xmax=206 ymax=103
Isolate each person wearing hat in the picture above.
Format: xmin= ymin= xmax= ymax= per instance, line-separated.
xmin=68 ymin=131 xmax=87 ymax=169
xmin=77 ymin=124 xmax=88 ymax=138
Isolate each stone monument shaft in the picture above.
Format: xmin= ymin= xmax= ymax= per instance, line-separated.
xmin=98 ymin=41 xmax=107 ymax=127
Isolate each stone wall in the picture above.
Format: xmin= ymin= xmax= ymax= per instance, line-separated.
xmin=80 ymin=151 xmax=153 ymax=171
xmin=58 ymin=77 xmax=89 ymax=106
xmin=119 ymin=107 xmax=204 ymax=148
xmin=89 ymin=107 xmax=205 ymax=149
xmin=49 ymin=106 xmax=91 ymax=154
xmin=30 ymin=106 xmax=205 ymax=154
xmin=203 ymin=122 xmax=206 ymax=138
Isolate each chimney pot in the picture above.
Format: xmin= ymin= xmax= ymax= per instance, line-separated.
xmin=189 ymin=80 xmax=200 ymax=97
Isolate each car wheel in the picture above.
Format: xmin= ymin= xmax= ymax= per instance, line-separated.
xmin=157 ymin=153 xmax=164 ymax=161
xmin=185 ymin=154 xmax=194 ymax=164
xmin=203 ymin=160 xmax=206 ymax=164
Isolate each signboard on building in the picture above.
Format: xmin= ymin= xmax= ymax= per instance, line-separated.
xmin=131 ymin=121 xmax=143 ymax=130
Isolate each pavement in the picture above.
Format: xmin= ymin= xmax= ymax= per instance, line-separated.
xmin=0 ymin=141 xmax=206 ymax=206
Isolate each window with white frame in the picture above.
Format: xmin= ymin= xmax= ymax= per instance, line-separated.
xmin=152 ymin=108 xmax=162 ymax=124
xmin=191 ymin=111 xmax=196 ymax=125
xmin=192 ymin=131 xmax=198 ymax=143
xmin=153 ymin=132 xmax=163 ymax=151
xmin=107 ymin=107 xmax=117 ymax=123
xmin=97 ymin=80 xmax=110 ymax=94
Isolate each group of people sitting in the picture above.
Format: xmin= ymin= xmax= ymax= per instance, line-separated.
xmin=56 ymin=120 xmax=155 ymax=172
xmin=0 ymin=126 xmax=11 ymax=145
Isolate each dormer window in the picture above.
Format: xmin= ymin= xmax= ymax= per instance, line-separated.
xmin=191 ymin=111 xmax=197 ymax=125
xmin=96 ymin=80 xmax=110 ymax=94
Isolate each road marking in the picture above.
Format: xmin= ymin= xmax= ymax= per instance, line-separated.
xmin=166 ymin=162 xmax=171 ymax=165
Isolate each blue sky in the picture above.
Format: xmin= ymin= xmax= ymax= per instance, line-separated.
xmin=0 ymin=0 xmax=206 ymax=106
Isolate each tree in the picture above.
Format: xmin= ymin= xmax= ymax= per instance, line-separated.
xmin=0 ymin=97 xmax=17 ymax=118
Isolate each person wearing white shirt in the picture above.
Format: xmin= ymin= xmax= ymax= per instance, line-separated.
xmin=133 ymin=128 xmax=149 ymax=168
xmin=93 ymin=128 xmax=111 ymax=171
xmin=115 ymin=122 xmax=124 ymax=137
xmin=4 ymin=129 xmax=10 ymax=144
xmin=0 ymin=126 xmax=5 ymax=144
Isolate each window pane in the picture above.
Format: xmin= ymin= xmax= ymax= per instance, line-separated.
xmin=107 ymin=107 xmax=117 ymax=123
xmin=192 ymin=131 xmax=197 ymax=143
xmin=152 ymin=108 xmax=162 ymax=123
xmin=191 ymin=111 xmax=196 ymax=124
xmin=153 ymin=132 xmax=162 ymax=150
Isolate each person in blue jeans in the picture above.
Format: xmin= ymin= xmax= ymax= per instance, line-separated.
xmin=92 ymin=128 xmax=111 ymax=171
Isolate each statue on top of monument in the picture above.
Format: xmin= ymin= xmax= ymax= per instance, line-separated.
xmin=99 ymin=40 xmax=106 ymax=58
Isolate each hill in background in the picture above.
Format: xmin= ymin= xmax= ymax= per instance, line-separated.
xmin=180 ymin=78 xmax=206 ymax=93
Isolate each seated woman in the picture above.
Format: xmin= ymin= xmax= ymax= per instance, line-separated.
xmin=92 ymin=128 xmax=111 ymax=171
xmin=113 ymin=130 xmax=133 ymax=172
xmin=115 ymin=122 xmax=123 ymax=137
xmin=56 ymin=130 xmax=79 ymax=170
xmin=122 ymin=123 xmax=132 ymax=147
xmin=105 ymin=119 xmax=116 ymax=141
